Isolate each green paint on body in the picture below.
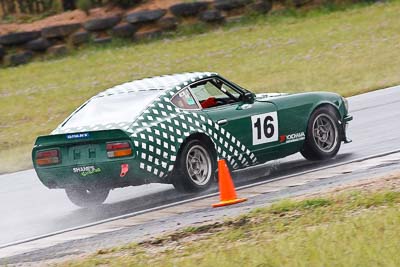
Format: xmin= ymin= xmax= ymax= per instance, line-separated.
xmin=32 ymin=72 xmax=351 ymax=190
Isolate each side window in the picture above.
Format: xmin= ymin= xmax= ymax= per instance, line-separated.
xmin=221 ymin=83 xmax=240 ymax=99
xmin=171 ymin=89 xmax=199 ymax=110
xmin=191 ymin=81 xmax=222 ymax=102
xmin=190 ymin=79 xmax=241 ymax=109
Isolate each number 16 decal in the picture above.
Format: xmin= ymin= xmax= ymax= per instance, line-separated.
xmin=251 ymin=112 xmax=278 ymax=145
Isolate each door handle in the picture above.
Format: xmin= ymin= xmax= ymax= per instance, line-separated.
xmin=217 ymin=119 xmax=228 ymax=126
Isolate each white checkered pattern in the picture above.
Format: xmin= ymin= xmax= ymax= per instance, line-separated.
xmin=51 ymin=72 xmax=258 ymax=179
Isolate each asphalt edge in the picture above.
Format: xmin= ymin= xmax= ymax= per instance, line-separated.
xmin=1 ymin=148 xmax=400 ymax=250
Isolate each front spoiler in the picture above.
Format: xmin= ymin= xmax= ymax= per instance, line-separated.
xmin=342 ymin=115 xmax=353 ymax=143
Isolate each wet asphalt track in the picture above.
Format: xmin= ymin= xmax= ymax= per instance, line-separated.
xmin=0 ymin=85 xmax=399 ymax=246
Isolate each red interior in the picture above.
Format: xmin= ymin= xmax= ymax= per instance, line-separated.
xmin=201 ymin=97 xmax=217 ymax=108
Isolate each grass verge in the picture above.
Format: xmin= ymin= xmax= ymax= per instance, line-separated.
xmin=59 ymin=174 xmax=400 ymax=266
xmin=2 ymin=1 xmax=400 ymax=173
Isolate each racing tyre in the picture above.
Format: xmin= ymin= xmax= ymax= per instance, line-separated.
xmin=301 ymin=106 xmax=341 ymax=161
xmin=172 ymin=139 xmax=216 ymax=193
xmin=65 ymin=187 xmax=110 ymax=208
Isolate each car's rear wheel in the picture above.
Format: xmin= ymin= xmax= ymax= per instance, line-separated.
xmin=65 ymin=186 xmax=109 ymax=208
xmin=172 ymin=139 xmax=216 ymax=193
xmin=301 ymin=106 xmax=341 ymax=161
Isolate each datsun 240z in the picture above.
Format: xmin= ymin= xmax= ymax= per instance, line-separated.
xmin=32 ymin=72 xmax=352 ymax=207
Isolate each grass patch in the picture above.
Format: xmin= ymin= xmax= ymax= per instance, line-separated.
xmin=268 ymin=197 xmax=333 ymax=214
xmin=2 ymin=1 xmax=400 ymax=173
xmin=59 ymin=182 xmax=400 ymax=266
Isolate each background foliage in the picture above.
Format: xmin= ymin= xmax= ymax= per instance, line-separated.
xmin=0 ymin=0 xmax=141 ymax=18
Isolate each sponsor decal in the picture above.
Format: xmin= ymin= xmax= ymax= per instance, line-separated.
xmin=66 ymin=133 xmax=90 ymax=140
xmin=187 ymin=98 xmax=195 ymax=105
xmin=280 ymin=132 xmax=305 ymax=143
xmin=73 ymin=165 xmax=101 ymax=177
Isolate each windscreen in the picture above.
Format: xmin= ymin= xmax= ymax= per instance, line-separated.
xmin=61 ymin=90 xmax=163 ymax=128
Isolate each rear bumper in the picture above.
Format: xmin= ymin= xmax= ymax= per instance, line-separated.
xmin=35 ymin=159 xmax=150 ymax=189
xmin=342 ymin=115 xmax=353 ymax=143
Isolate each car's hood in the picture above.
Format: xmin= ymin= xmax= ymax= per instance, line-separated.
xmin=255 ymin=93 xmax=290 ymax=101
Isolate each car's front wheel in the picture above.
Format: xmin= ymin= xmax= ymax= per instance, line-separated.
xmin=65 ymin=186 xmax=110 ymax=208
xmin=301 ymin=106 xmax=341 ymax=161
xmin=172 ymin=139 xmax=216 ymax=193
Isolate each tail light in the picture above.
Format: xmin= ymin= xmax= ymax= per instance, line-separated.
xmin=36 ymin=149 xmax=60 ymax=166
xmin=106 ymin=142 xmax=132 ymax=158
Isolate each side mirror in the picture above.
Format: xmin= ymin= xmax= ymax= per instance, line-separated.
xmin=242 ymin=92 xmax=255 ymax=103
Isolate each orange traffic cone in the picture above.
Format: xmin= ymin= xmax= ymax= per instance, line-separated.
xmin=212 ymin=159 xmax=247 ymax=208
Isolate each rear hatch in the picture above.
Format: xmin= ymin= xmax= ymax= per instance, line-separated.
xmin=32 ymin=129 xmax=134 ymax=168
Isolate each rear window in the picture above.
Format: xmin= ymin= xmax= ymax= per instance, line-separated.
xmin=61 ymin=90 xmax=163 ymax=128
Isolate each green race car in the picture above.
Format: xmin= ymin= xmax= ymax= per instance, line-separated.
xmin=32 ymin=72 xmax=352 ymax=207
